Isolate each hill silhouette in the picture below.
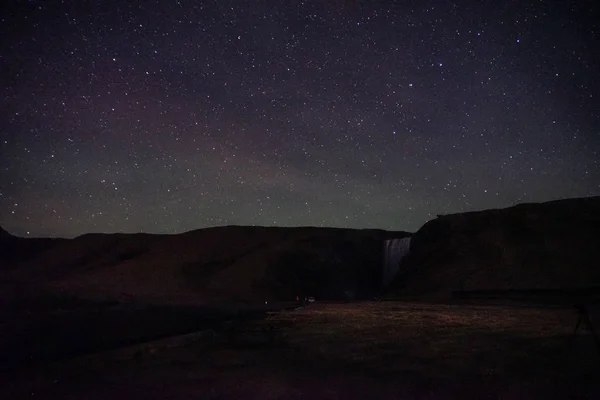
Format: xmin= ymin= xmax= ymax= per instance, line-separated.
xmin=0 ymin=226 xmax=408 ymax=305
xmin=2 ymin=196 xmax=599 ymax=306
xmin=387 ymin=196 xmax=600 ymax=298
xmin=0 ymin=225 xmax=12 ymax=239
xmin=0 ymin=226 xmax=63 ymax=269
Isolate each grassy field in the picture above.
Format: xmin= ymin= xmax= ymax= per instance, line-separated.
xmin=3 ymin=302 xmax=599 ymax=399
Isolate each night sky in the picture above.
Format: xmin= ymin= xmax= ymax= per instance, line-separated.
xmin=1 ymin=0 xmax=598 ymax=238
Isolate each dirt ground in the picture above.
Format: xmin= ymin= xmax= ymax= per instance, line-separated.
xmin=2 ymin=302 xmax=599 ymax=399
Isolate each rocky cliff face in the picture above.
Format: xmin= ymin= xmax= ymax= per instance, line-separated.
xmin=387 ymin=196 xmax=600 ymax=298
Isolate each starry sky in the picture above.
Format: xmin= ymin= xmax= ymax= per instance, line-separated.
xmin=1 ymin=0 xmax=599 ymax=238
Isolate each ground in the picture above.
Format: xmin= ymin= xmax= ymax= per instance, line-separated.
xmin=2 ymin=302 xmax=599 ymax=399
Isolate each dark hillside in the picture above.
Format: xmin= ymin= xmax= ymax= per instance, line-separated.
xmin=387 ymin=196 xmax=600 ymax=298
xmin=0 ymin=226 xmax=62 ymax=268
xmin=0 ymin=226 xmax=409 ymax=305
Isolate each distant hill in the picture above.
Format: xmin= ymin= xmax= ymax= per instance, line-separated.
xmin=0 ymin=226 xmax=62 ymax=268
xmin=386 ymin=196 xmax=600 ymax=299
xmin=0 ymin=226 xmax=409 ymax=305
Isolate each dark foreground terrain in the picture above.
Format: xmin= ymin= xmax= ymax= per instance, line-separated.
xmin=2 ymin=302 xmax=599 ymax=399
xmin=0 ymin=288 xmax=297 ymax=371
xmin=2 ymin=197 xmax=599 ymax=398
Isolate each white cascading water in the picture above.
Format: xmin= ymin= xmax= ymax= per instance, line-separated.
xmin=382 ymin=237 xmax=411 ymax=287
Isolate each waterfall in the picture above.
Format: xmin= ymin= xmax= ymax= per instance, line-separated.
xmin=382 ymin=237 xmax=411 ymax=287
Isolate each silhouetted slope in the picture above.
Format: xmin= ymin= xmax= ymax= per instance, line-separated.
xmin=0 ymin=225 xmax=12 ymax=239
xmin=257 ymin=228 xmax=395 ymax=300
xmin=387 ymin=196 xmax=600 ymax=298
xmin=0 ymin=226 xmax=409 ymax=304
xmin=0 ymin=225 xmax=62 ymax=268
